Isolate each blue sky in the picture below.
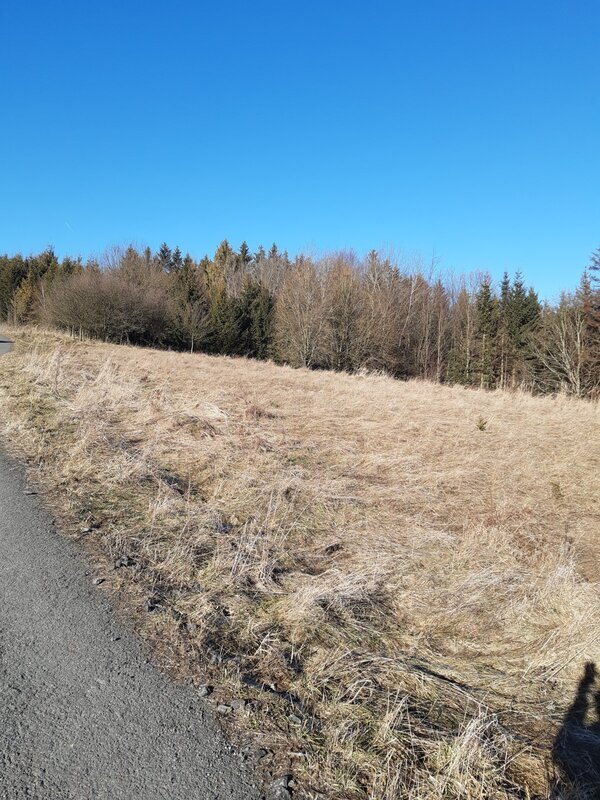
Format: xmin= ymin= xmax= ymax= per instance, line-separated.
xmin=1 ymin=0 xmax=598 ymax=300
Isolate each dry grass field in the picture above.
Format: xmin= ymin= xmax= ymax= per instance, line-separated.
xmin=0 ymin=327 xmax=599 ymax=799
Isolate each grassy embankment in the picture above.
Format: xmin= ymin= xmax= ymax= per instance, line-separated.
xmin=0 ymin=327 xmax=599 ymax=799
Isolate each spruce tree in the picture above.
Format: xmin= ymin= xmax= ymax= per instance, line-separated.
xmin=156 ymin=243 xmax=172 ymax=272
xmin=366 ymin=249 xmax=380 ymax=269
xmin=60 ymin=256 xmax=83 ymax=277
xmin=238 ymin=241 xmax=252 ymax=268
xmin=231 ymin=280 xmax=274 ymax=359
xmin=250 ymin=283 xmax=274 ymax=359
xmin=204 ymin=245 xmax=236 ymax=353
xmin=475 ymin=278 xmax=498 ymax=388
xmin=31 ymin=247 xmax=59 ymax=282
xmin=171 ymin=247 xmax=183 ymax=272
xmin=214 ymin=240 xmax=234 ymax=269
xmin=504 ymin=273 xmax=540 ymax=386
xmin=500 ymin=272 xmax=511 ymax=311
xmin=497 ymin=272 xmax=512 ymax=388
xmin=171 ymin=255 xmax=208 ymax=352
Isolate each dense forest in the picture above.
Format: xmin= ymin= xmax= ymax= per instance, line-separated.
xmin=1 ymin=241 xmax=598 ymax=397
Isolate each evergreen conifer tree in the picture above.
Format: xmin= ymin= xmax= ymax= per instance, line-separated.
xmin=503 ymin=273 xmax=540 ymax=386
xmin=170 ymin=254 xmax=208 ymax=352
xmin=230 ymin=280 xmax=274 ymax=359
xmin=475 ymin=278 xmax=498 ymax=388
xmin=497 ymin=272 xmax=512 ymax=387
xmin=156 ymin=243 xmax=172 ymax=272
xmin=500 ymin=272 xmax=511 ymax=311
xmin=204 ymin=244 xmax=236 ymax=353
xmin=171 ymin=247 xmax=183 ymax=272
xmin=238 ymin=241 xmax=252 ymax=267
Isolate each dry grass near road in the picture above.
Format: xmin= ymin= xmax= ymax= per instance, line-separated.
xmin=0 ymin=327 xmax=599 ymax=799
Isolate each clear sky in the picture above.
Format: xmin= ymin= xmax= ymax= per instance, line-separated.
xmin=1 ymin=0 xmax=598 ymax=300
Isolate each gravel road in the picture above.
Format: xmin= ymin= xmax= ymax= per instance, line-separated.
xmin=0 ymin=449 xmax=260 ymax=799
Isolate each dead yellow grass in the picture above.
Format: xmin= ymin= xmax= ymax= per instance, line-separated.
xmin=0 ymin=327 xmax=599 ymax=799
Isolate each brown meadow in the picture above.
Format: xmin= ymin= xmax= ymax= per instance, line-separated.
xmin=0 ymin=327 xmax=599 ymax=799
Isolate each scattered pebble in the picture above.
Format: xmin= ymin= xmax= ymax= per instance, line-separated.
xmin=197 ymin=684 xmax=213 ymax=698
xmin=93 ymin=577 xmax=105 ymax=586
xmin=114 ymin=555 xmax=133 ymax=569
xmin=217 ymin=704 xmax=233 ymax=714
xmin=269 ymin=775 xmax=293 ymax=799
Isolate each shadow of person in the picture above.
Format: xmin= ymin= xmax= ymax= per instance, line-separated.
xmin=553 ymin=662 xmax=600 ymax=798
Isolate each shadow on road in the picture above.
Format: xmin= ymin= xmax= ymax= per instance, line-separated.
xmin=553 ymin=661 xmax=600 ymax=798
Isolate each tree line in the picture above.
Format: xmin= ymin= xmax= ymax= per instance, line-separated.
xmin=1 ymin=240 xmax=598 ymax=397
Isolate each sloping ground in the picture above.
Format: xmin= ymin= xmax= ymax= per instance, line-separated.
xmin=0 ymin=327 xmax=599 ymax=799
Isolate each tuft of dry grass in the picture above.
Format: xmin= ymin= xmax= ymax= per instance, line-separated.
xmin=0 ymin=326 xmax=599 ymax=799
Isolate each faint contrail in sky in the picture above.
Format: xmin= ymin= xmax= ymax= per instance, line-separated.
xmin=65 ymin=221 xmax=74 ymax=232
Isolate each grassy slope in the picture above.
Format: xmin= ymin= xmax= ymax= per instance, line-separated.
xmin=1 ymin=327 xmax=599 ymax=799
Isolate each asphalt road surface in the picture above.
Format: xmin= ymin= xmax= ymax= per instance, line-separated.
xmin=0 ymin=449 xmax=260 ymax=799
